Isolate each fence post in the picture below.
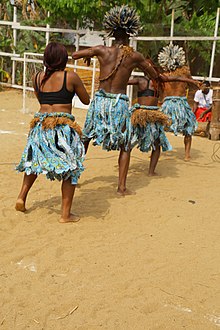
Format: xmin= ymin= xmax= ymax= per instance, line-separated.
xmin=12 ymin=6 xmax=17 ymax=85
xmin=209 ymin=8 xmax=220 ymax=81
xmin=22 ymin=53 xmax=26 ymax=113
xmin=209 ymin=84 xmax=220 ymax=140
xmin=127 ymin=38 xmax=137 ymax=105
xmin=45 ymin=11 xmax=50 ymax=45
xmin=170 ymin=9 xmax=175 ymax=45
xmin=74 ymin=20 xmax=80 ymax=72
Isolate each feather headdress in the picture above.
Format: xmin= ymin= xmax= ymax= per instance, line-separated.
xmin=103 ymin=5 xmax=141 ymax=37
xmin=158 ymin=44 xmax=186 ymax=71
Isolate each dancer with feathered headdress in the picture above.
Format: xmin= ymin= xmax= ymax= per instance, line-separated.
xmin=72 ymin=5 xmax=161 ymax=195
xmin=159 ymin=44 xmax=198 ymax=161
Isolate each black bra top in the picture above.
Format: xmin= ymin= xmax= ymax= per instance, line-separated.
xmin=138 ymin=89 xmax=156 ymax=97
xmin=138 ymin=78 xmax=159 ymax=98
xmin=35 ymin=71 xmax=75 ymax=105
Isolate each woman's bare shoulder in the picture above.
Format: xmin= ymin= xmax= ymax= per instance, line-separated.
xmin=66 ymin=71 xmax=85 ymax=87
xmin=32 ymin=71 xmax=43 ymax=87
xmin=32 ymin=70 xmax=43 ymax=79
xmin=66 ymin=70 xmax=80 ymax=80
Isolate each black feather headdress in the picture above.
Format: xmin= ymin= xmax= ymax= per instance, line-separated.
xmin=103 ymin=5 xmax=141 ymax=37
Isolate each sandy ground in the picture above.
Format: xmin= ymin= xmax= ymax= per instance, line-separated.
xmin=0 ymin=90 xmax=220 ymax=330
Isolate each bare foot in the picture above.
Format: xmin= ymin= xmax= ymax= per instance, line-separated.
xmin=123 ymin=189 xmax=136 ymax=196
xmin=117 ymin=189 xmax=136 ymax=197
xmin=59 ymin=213 xmax=80 ymax=223
xmin=148 ymin=172 xmax=160 ymax=177
xmin=15 ymin=199 xmax=26 ymax=212
xmin=116 ymin=189 xmax=125 ymax=197
xmin=184 ymin=157 xmax=191 ymax=162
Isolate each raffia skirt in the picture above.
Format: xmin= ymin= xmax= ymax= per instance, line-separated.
xmin=130 ymin=104 xmax=172 ymax=152
xmin=161 ymin=96 xmax=198 ymax=136
xmin=83 ymin=89 xmax=132 ymax=151
xmin=16 ymin=112 xmax=85 ymax=185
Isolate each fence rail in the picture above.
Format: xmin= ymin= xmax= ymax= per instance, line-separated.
xmin=0 ymin=7 xmax=219 ymax=111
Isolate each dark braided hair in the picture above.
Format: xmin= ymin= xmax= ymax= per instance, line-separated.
xmin=41 ymin=42 xmax=68 ymax=87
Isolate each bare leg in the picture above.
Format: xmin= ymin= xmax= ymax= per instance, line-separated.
xmin=15 ymin=173 xmax=37 ymax=212
xmin=148 ymin=139 xmax=161 ymax=176
xmin=60 ymin=179 xmax=79 ymax=223
xmin=184 ymin=134 xmax=192 ymax=161
xmin=83 ymin=139 xmax=91 ymax=154
xmin=117 ymin=148 xmax=134 ymax=196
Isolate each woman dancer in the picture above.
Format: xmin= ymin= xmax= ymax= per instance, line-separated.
xmin=129 ymin=72 xmax=171 ymax=176
xmin=15 ymin=42 xmax=90 ymax=223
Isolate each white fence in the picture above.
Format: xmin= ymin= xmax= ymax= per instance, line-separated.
xmin=0 ymin=7 xmax=220 ymax=112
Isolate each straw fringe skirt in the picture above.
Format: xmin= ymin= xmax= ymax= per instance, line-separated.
xmin=130 ymin=104 xmax=172 ymax=152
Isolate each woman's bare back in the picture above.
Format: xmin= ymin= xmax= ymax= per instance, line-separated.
xmin=34 ymin=71 xmax=89 ymax=113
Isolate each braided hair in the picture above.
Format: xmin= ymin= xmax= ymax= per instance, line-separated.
xmin=41 ymin=42 xmax=68 ymax=87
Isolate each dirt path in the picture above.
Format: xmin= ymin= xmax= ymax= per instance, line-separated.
xmin=0 ymin=90 xmax=220 ymax=329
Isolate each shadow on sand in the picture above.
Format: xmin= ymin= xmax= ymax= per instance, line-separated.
xmin=24 ymin=154 xmax=178 ymax=219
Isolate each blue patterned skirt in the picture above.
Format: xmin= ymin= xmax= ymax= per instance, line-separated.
xmin=161 ymin=96 xmax=197 ymax=136
xmin=83 ymin=89 xmax=132 ymax=151
xmin=130 ymin=104 xmax=172 ymax=152
xmin=16 ymin=112 xmax=85 ymax=185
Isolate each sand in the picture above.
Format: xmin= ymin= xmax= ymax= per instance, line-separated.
xmin=0 ymin=90 xmax=220 ymax=330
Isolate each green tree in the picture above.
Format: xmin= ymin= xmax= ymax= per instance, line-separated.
xmin=1 ymin=0 xmax=219 ymax=79
xmin=36 ymin=0 xmax=147 ymax=28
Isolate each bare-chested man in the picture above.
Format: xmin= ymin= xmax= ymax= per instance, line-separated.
xmin=72 ymin=5 xmax=162 ymax=196
xmin=159 ymin=44 xmax=198 ymax=161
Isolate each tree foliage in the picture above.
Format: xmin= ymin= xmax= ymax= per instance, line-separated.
xmin=36 ymin=0 xmax=147 ymax=28
xmin=0 ymin=0 xmax=219 ymax=77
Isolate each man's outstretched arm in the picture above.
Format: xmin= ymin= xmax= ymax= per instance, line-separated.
xmin=135 ymin=53 xmax=159 ymax=80
xmin=139 ymin=61 xmax=159 ymax=80
xmin=162 ymin=75 xmax=200 ymax=88
xmin=128 ymin=77 xmax=140 ymax=85
xmin=72 ymin=45 xmax=104 ymax=65
xmin=72 ymin=48 xmax=95 ymax=60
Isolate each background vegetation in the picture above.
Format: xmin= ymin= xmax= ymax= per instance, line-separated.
xmin=0 ymin=0 xmax=219 ymax=84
